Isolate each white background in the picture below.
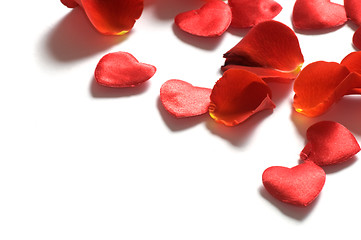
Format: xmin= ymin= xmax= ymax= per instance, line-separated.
xmin=1 ymin=0 xmax=361 ymax=239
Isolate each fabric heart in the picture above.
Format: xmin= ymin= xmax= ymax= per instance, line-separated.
xmin=160 ymin=79 xmax=212 ymax=118
xmin=262 ymin=161 xmax=326 ymax=207
xmin=95 ymin=51 xmax=156 ymax=88
xmin=174 ymin=0 xmax=232 ymax=37
xmin=292 ymin=0 xmax=347 ymax=30
xmin=300 ymin=121 xmax=360 ymax=166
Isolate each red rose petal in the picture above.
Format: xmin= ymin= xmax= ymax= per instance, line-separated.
xmin=292 ymin=61 xmax=359 ymax=117
xmin=160 ymin=80 xmax=212 ymax=118
xmin=292 ymin=0 xmax=347 ymax=30
xmin=174 ymin=0 xmax=232 ymax=37
xmin=262 ymin=161 xmax=326 ymax=207
xmin=228 ymin=0 xmax=282 ymax=28
xmin=61 ymin=0 xmax=144 ymax=35
xmin=209 ymin=69 xmax=275 ymax=126
xmin=340 ymin=51 xmax=361 ymax=94
xmin=95 ymin=51 xmax=156 ymax=88
xmin=353 ymin=27 xmax=361 ymax=50
xmin=223 ymin=20 xmax=304 ymax=81
xmin=301 ymin=121 xmax=360 ymax=166
xmin=345 ymin=0 xmax=361 ymax=26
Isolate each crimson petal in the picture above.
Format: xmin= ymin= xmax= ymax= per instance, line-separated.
xmin=160 ymin=80 xmax=212 ymax=118
xmin=353 ymin=27 xmax=361 ymax=50
xmin=345 ymin=0 xmax=361 ymax=26
xmin=301 ymin=121 xmax=360 ymax=166
xmin=228 ymin=0 xmax=282 ymax=28
xmin=292 ymin=0 xmax=347 ymax=30
xmin=209 ymin=69 xmax=275 ymax=126
xmin=223 ymin=21 xmax=304 ymax=82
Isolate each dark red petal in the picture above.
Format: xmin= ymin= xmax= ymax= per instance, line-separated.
xmin=160 ymin=80 xmax=212 ymax=118
xmin=209 ymin=69 xmax=275 ymax=126
xmin=228 ymin=0 xmax=282 ymax=28
xmin=223 ymin=21 xmax=304 ymax=81
xmin=293 ymin=61 xmax=356 ymax=117
xmin=353 ymin=27 xmax=361 ymax=50
xmin=174 ymin=0 xmax=232 ymax=37
xmin=301 ymin=121 xmax=360 ymax=166
xmin=95 ymin=51 xmax=156 ymax=88
xmin=63 ymin=0 xmax=144 ymax=35
xmin=262 ymin=161 xmax=326 ymax=207
xmin=60 ymin=0 xmax=78 ymax=8
xmin=292 ymin=0 xmax=347 ymax=30
xmin=345 ymin=0 xmax=361 ymax=26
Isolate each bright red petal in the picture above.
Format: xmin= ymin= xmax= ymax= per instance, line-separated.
xmin=353 ymin=27 xmax=361 ymax=50
xmin=262 ymin=161 xmax=326 ymax=207
xmin=62 ymin=0 xmax=144 ymax=35
xmin=292 ymin=0 xmax=347 ymax=30
xmin=301 ymin=121 xmax=360 ymax=166
xmin=292 ymin=61 xmax=357 ymax=117
xmin=174 ymin=0 xmax=232 ymax=37
xmin=95 ymin=51 xmax=156 ymax=88
xmin=345 ymin=0 xmax=361 ymax=26
xmin=160 ymin=80 xmax=212 ymax=118
xmin=223 ymin=21 xmax=304 ymax=81
xmin=228 ymin=0 xmax=282 ymax=28
xmin=340 ymin=51 xmax=361 ymax=95
xmin=209 ymin=69 xmax=275 ymax=126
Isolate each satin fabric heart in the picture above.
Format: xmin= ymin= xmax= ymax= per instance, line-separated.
xmin=160 ymin=80 xmax=212 ymax=118
xmin=174 ymin=0 xmax=232 ymax=37
xmin=262 ymin=161 xmax=326 ymax=207
xmin=301 ymin=121 xmax=360 ymax=166
xmin=95 ymin=51 xmax=156 ymax=88
xmin=292 ymin=0 xmax=347 ymax=30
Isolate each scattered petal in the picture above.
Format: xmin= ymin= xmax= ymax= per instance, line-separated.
xmin=209 ymin=69 xmax=275 ymax=126
xmin=61 ymin=0 xmax=144 ymax=35
xmin=344 ymin=0 xmax=361 ymax=26
xmin=223 ymin=20 xmax=304 ymax=81
xmin=353 ymin=27 xmax=361 ymax=50
xmin=292 ymin=0 xmax=347 ymax=30
xmin=95 ymin=51 xmax=156 ymax=88
xmin=340 ymin=51 xmax=361 ymax=94
xmin=228 ymin=0 xmax=282 ymax=28
xmin=160 ymin=80 xmax=212 ymax=118
xmin=174 ymin=0 xmax=232 ymax=37
xmin=301 ymin=121 xmax=360 ymax=166
xmin=293 ymin=61 xmax=357 ymax=117
xmin=262 ymin=161 xmax=326 ymax=207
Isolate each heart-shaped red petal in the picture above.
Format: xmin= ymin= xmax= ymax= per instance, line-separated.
xmin=223 ymin=20 xmax=304 ymax=81
xmin=345 ymin=0 xmax=361 ymax=26
xmin=160 ymin=80 xmax=212 ymax=118
xmin=292 ymin=0 xmax=347 ymax=30
xmin=174 ymin=0 xmax=232 ymax=37
xmin=228 ymin=0 xmax=282 ymax=28
xmin=340 ymin=51 xmax=361 ymax=94
xmin=61 ymin=0 xmax=144 ymax=35
xmin=301 ymin=121 xmax=360 ymax=166
xmin=292 ymin=61 xmax=358 ymax=117
xmin=209 ymin=69 xmax=275 ymax=126
xmin=95 ymin=51 xmax=156 ymax=88
xmin=262 ymin=161 xmax=326 ymax=207
xmin=353 ymin=27 xmax=361 ymax=50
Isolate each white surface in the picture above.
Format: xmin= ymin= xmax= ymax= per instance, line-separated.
xmin=1 ymin=0 xmax=360 ymax=239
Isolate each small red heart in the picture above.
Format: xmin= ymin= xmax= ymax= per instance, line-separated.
xmin=174 ymin=0 xmax=232 ymax=37
xmin=301 ymin=121 xmax=360 ymax=166
xmin=262 ymin=161 xmax=326 ymax=207
xmin=95 ymin=51 xmax=156 ymax=88
xmin=160 ymin=79 xmax=212 ymax=118
xmin=292 ymin=0 xmax=347 ymax=30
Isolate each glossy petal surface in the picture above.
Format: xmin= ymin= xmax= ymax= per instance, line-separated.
xmin=262 ymin=161 xmax=326 ymax=207
xmin=228 ymin=0 xmax=282 ymax=28
xmin=174 ymin=0 xmax=232 ymax=37
xmin=301 ymin=121 xmax=360 ymax=166
xmin=160 ymin=80 xmax=212 ymax=118
xmin=95 ymin=51 xmax=156 ymax=88
xmin=340 ymin=51 xmax=361 ymax=94
xmin=209 ymin=69 xmax=275 ymax=126
xmin=292 ymin=0 xmax=347 ymax=30
xmin=223 ymin=21 xmax=304 ymax=81
xmin=293 ymin=61 xmax=355 ymax=117
xmin=345 ymin=0 xmax=361 ymax=26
